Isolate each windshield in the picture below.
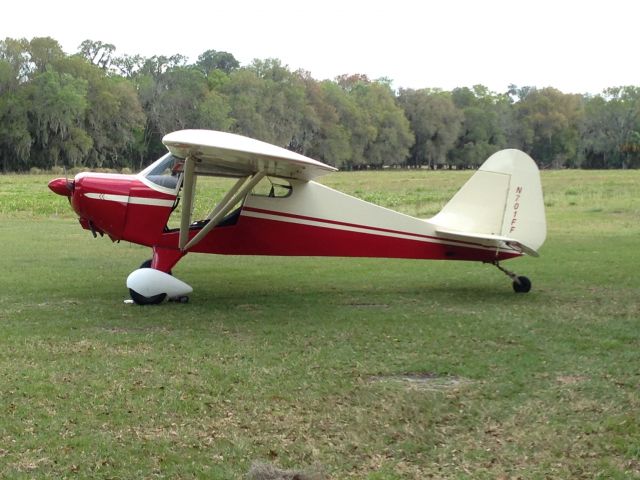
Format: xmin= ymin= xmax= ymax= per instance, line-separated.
xmin=139 ymin=153 xmax=181 ymax=191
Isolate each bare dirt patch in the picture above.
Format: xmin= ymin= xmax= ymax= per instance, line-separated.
xmin=247 ymin=462 xmax=326 ymax=480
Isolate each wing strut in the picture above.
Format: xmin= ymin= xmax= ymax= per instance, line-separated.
xmin=178 ymin=155 xmax=196 ymax=250
xmin=181 ymin=170 xmax=266 ymax=252
xmin=204 ymin=175 xmax=248 ymax=221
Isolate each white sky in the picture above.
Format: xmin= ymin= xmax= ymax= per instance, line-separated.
xmin=2 ymin=0 xmax=638 ymax=94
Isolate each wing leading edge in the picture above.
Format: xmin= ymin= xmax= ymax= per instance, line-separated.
xmin=162 ymin=129 xmax=337 ymax=181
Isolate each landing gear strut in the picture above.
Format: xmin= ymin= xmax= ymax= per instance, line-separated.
xmin=492 ymin=261 xmax=532 ymax=293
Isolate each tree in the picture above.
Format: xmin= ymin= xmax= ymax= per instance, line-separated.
xmin=450 ymin=85 xmax=508 ymax=168
xmin=335 ymin=73 xmax=371 ymax=91
xmin=224 ymin=59 xmax=306 ymax=147
xmin=398 ymin=89 xmax=462 ymax=168
xmin=112 ymin=53 xmax=146 ymax=78
xmin=133 ymin=55 xmax=194 ymax=163
xmin=4 ymin=34 xmax=640 ymax=172
xmin=26 ymin=70 xmax=90 ymax=168
xmin=155 ymin=67 xmax=209 ymax=132
xmin=86 ymin=75 xmax=145 ymax=168
xmin=78 ymin=40 xmax=117 ymax=70
xmin=29 ymin=37 xmax=65 ymax=73
xmin=291 ymin=74 xmax=349 ymax=166
xmin=0 ymin=82 xmax=31 ymax=171
xmin=140 ymin=54 xmax=188 ymax=77
xmin=196 ymin=49 xmax=239 ymax=75
xmin=0 ymin=37 xmax=32 ymax=82
xmin=55 ymin=55 xmax=146 ymax=168
xmin=511 ymin=87 xmax=583 ymax=167
xmin=198 ymin=90 xmax=234 ymax=132
xmin=350 ymin=81 xmax=413 ymax=167
xmin=580 ymin=87 xmax=640 ymax=168
xmin=318 ymin=80 xmax=363 ymax=168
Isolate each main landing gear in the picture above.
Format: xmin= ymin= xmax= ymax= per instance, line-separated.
xmin=491 ymin=261 xmax=532 ymax=293
xmin=126 ymin=259 xmax=192 ymax=305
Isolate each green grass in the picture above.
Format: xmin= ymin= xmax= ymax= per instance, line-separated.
xmin=1 ymin=169 xmax=639 ymax=478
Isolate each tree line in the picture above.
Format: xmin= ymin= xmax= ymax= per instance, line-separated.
xmin=1 ymin=37 xmax=639 ymax=173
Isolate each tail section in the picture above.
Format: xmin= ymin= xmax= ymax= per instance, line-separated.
xmin=429 ymin=149 xmax=546 ymax=256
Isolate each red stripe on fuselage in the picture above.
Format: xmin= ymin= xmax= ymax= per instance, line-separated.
xmin=157 ymin=209 xmax=519 ymax=262
xmin=242 ymin=206 xmax=489 ymax=248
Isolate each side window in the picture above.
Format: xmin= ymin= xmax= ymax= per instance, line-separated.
xmin=250 ymin=177 xmax=292 ymax=198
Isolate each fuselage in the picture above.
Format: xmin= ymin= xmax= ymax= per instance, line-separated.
xmin=49 ymin=155 xmax=520 ymax=273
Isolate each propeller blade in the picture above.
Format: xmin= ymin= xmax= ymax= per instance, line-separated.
xmin=64 ymin=167 xmax=74 ymax=192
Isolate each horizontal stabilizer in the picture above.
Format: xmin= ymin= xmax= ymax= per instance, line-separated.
xmin=435 ymin=228 xmax=540 ymax=257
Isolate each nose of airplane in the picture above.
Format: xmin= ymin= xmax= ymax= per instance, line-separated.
xmin=48 ymin=177 xmax=74 ymax=197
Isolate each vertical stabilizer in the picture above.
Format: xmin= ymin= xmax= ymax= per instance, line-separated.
xmin=429 ymin=149 xmax=546 ymax=255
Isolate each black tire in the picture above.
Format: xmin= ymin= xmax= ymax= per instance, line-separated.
xmin=512 ymin=276 xmax=532 ymax=293
xmin=129 ymin=288 xmax=166 ymax=305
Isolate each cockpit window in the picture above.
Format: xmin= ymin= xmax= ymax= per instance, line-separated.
xmin=250 ymin=177 xmax=292 ymax=198
xmin=140 ymin=153 xmax=181 ymax=190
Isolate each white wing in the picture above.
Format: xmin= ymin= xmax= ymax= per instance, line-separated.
xmin=163 ymin=129 xmax=337 ymax=181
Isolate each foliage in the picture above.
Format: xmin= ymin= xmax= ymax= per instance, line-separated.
xmin=580 ymin=87 xmax=640 ymax=168
xmin=196 ymin=49 xmax=239 ymax=75
xmin=511 ymin=87 xmax=584 ymax=168
xmin=398 ymin=88 xmax=462 ymax=168
xmin=1 ymin=36 xmax=639 ymax=171
xmin=449 ymin=85 xmax=509 ymax=168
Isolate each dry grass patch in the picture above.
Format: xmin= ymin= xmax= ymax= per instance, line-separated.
xmin=369 ymin=372 xmax=472 ymax=392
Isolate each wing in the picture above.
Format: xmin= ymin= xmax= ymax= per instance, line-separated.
xmin=162 ymin=129 xmax=337 ymax=181
xmin=164 ymin=130 xmax=337 ymax=251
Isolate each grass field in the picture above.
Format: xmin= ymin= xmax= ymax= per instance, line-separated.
xmin=1 ymin=169 xmax=639 ymax=479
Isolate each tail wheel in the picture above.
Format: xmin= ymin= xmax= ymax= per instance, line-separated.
xmin=512 ymin=276 xmax=532 ymax=293
xmin=493 ymin=262 xmax=533 ymax=293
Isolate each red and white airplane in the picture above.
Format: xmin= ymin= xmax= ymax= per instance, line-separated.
xmin=49 ymin=129 xmax=546 ymax=304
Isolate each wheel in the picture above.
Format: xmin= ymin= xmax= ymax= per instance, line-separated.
xmin=129 ymin=288 xmax=166 ymax=305
xmin=130 ymin=258 xmax=173 ymax=304
xmin=512 ymin=276 xmax=532 ymax=293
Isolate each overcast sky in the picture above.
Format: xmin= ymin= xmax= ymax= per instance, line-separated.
xmin=2 ymin=0 xmax=637 ymax=94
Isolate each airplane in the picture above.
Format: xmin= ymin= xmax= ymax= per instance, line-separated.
xmin=48 ymin=129 xmax=546 ymax=304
